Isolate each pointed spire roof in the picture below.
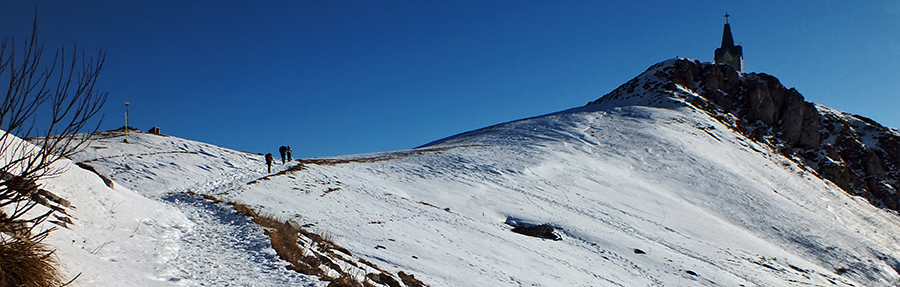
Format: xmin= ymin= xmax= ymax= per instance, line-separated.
xmin=720 ymin=14 xmax=735 ymax=48
xmin=714 ymin=13 xmax=743 ymax=72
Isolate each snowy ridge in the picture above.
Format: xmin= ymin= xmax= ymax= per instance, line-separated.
xmin=815 ymin=104 xmax=899 ymax=150
xmin=2 ymin=132 xmax=192 ymax=286
xmin=25 ymin=59 xmax=900 ymax=286
xmin=586 ymin=58 xmax=695 ymax=109
xmin=593 ymin=58 xmax=900 ymax=213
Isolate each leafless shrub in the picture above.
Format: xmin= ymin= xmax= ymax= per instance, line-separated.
xmin=1 ymin=14 xmax=106 ymax=234
xmin=0 ymin=14 xmax=107 ymax=286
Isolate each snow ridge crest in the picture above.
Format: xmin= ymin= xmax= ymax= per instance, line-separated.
xmin=591 ymin=58 xmax=900 ymax=212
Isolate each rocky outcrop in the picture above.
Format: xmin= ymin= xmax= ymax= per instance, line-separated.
xmin=591 ymin=59 xmax=900 ymax=212
xmin=813 ymin=113 xmax=900 ymax=209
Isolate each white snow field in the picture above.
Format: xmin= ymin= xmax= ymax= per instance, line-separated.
xmin=26 ymin=59 xmax=900 ymax=286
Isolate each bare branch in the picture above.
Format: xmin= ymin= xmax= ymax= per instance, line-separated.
xmin=0 ymin=15 xmax=106 ymax=242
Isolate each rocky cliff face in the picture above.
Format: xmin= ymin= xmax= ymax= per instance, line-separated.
xmin=590 ymin=59 xmax=900 ymax=211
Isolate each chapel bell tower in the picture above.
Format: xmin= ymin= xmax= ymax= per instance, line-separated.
xmin=714 ymin=14 xmax=743 ymax=72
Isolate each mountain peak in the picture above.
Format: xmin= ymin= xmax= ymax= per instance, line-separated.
xmin=592 ymin=58 xmax=900 ymax=212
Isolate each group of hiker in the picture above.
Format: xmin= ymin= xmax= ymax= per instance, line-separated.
xmin=264 ymin=145 xmax=293 ymax=173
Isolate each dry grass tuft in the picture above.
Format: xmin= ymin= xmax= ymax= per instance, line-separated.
xmin=398 ymin=271 xmax=428 ymax=287
xmin=367 ymin=272 xmax=401 ymax=287
xmin=0 ymin=235 xmax=64 ymax=287
xmin=259 ymin=217 xmax=317 ymax=274
xmin=204 ymin=195 xmax=336 ymax=277
xmin=326 ymin=275 xmax=363 ymax=287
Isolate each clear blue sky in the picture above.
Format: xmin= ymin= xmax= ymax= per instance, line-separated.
xmin=2 ymin=1 xmax=898 ymax=158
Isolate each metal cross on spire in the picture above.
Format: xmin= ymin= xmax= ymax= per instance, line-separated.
xmin=724 ymin=13 xmax=730 ymax=24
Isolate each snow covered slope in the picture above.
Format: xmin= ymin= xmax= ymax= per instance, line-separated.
xmin=56 ymin=59 xmax=900 ymax=286
xmin=36 ymin=131 xmax=321 ymax=286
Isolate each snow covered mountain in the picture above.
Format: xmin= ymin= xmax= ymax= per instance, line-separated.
xmin=593 ymin=59 xmax=900 ymax=213
xmin=32 ymin=58 xmax=900 ymax=286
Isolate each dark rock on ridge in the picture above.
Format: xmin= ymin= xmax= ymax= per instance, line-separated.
xmin=590 ymin=58 xmax=900 ymax=212
xmin=505 ymin=218 xmax=561 ymax=241
xmin=510 ymin=224 xmax=561 ymax=241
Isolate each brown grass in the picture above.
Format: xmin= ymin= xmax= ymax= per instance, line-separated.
xmin=0 ymin=235 xmax=64 ymax=287
xmin=228 ymin=200 xmax=357 ymax=281
xmin=182 ymin=191 xmax=430 ymax=287
xmin=301 ymin=145 xmax=477 ymax=167
xmin=367 ymin=272 xmax=401 ymax=287
xmin=191 ymin=193 xmax=343 ymax=279
xmin=326 ymin=275 xmax=363 ymax=287
xmin=398 ymin=272 xmax=428 ymax=287
xmin=248 ymin=145 xmax=484 ymax=185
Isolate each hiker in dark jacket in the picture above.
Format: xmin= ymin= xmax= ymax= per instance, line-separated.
xmin=265 ymin=153 xmax=274 ymax=173
xmin=279 ymin=146 xmax=287 ymax=164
